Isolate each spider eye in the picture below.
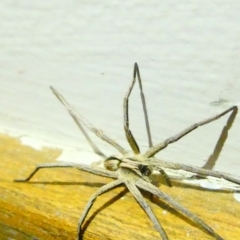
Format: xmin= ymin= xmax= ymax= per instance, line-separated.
xmin=104 ymin=156 xmax=121 ymax=171
xmin=138 ymin=164 xmax=152 ymax=176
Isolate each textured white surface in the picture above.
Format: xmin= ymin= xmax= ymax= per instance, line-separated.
xmin=1 ymin=1 xmax=240 ymax=176
xmin=234 ymin=192 xmax=240 ymax=202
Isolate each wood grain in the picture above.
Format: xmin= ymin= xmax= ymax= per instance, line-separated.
xmin=0 ymin=133 xmax=239 ymax=240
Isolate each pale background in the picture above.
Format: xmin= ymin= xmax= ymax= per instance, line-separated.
xmin=1 ymin=1 xmax=240 ymax=176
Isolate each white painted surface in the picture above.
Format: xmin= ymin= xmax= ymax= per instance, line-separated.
xmin=234 ymin=192 xmax=240 ymax=202
xmin=1 ymin=1 xmax=240 ymax=176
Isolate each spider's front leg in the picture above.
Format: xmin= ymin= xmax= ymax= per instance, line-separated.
xmin=14 ymin=162 xmax=117 ymax=182
xmin=123 ymin=63 xmax=153 ymax=154
xmin=50 ymin=86 xmax=127 ymax=156
xmin=144 ymin=106 xmax=238 ymax=158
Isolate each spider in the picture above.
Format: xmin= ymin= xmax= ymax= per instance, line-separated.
xmin=14 ymin=63 xmax=239 ymax=240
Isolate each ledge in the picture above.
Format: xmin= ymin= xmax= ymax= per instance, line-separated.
xmin=0 ymin=134 xmax=240 ymax=240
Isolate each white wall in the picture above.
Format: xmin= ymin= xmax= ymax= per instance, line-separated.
xmin=1 ymin=1 xmax=240 ymax=176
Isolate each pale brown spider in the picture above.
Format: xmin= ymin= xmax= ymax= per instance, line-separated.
xmin=15 ymin=63 xmax=239 ymax=240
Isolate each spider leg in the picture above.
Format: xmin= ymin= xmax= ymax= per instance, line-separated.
xmin=150 ymin=159 xmax=240 ymax=185
xmin=125 ymin=180 xmax=169 ymax=240
xmin=51 ymin=85 xmax=106 ymax=158
xmin=135 ymin=63 xmax=153 ymax=148
xmin=158 ymin=168 xmax=172 ymax=187
xmin=77 ymin=178 xmax=123 ymax=239
xmin=50 ymin=86 xmax=127 ymax=155
xmin=123 ymin=63 xmax=153 ymax=153
xmin=69 ymin=113 xmax=106 ymax=158
xmin=144 ymin=106 xmax=238 ymax=158
xmin=123 ymin=63 xmax=141 ymax=154
xmin=14 ymin=162 xmax=117 ymax=182
xmin=136 ymin=179 xmax=224 ymax=240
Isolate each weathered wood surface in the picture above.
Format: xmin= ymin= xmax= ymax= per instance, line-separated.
xmin=0 ymin=134 xmax=240 ymax=240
